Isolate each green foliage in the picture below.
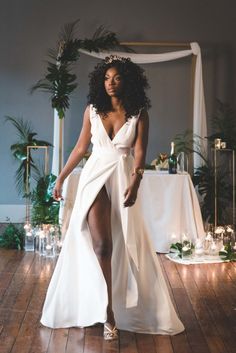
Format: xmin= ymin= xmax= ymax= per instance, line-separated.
xmin=192 ymin=163 xmax=231 ymax=224
xmin=144 ymin=163 xmax=156 ymax=170
xmin=0 ymin=223 xmax=24 ymax=250
xmin=80 ymin=25 xmax=120 ymax=53
xmin=208 ymin=99 xmax=236 ymax=149
xmin=170 ymin=242 xmax=183 ymax=254
xmin=31 ymin=19 xmax=123 ymax=119
xmin=170 ymin=242 xmax=194 ymax=258
xmin=174 ymin=129 xmax=207 ymax=163
xmin=5 ymin=116 xmax=52 ymax=197
xmin=31 ymin=173 xmax=60 ymax=225
xmin=219 ymin=244 xmax=236 ymax=261
xmin=32 ymin=63 xmax=77 ymax=119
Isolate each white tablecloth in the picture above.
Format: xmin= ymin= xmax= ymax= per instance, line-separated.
xmin=59 ymin=169 xmax=205 ymax=253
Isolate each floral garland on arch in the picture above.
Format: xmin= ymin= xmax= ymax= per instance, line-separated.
xmin=31 ymin=19 xmax=129 ymax=175
xmin=31 ymin=19 xmax=126 ymax=119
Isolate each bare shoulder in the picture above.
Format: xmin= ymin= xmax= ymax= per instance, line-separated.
xmin=84 ymin=105 xmax=91 ymax=118
xmin=81 ymin=105 xmax=91 ymax=124
xmin=139 ymin=108 xmax=149 ymax=121
xmin=137 ymin=109 xmax=149 ymax=130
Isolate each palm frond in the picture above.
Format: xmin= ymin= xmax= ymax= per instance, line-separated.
xmin=81 ymin=25 xmax=119 ymax=53
xmin=55 ymin=19 xmax=81 ymax=63
xmin=58 ymin=19 xmax=80 ymax=43
xmin=174 ymin=129 xmax=207 ymax=163
xmin=31 ymin=20 xmax=126 ymax=117
xmin=31 ymin=139 xmax=53 ymax=147
xmin=15 ymin=158 xmax=41 ymax=197
xmin=6 ymin=116 xmax=51 ymax=197
xmin=47 ymin=48 xmax=58 ymax=61
xmin=30 ymin=79 xmax=54 ymax=94
xmin=30 ymin=162 xmax=41 ymax=179
xmin=91 ymin=25 xmax=132 ymax=51
xmin=92 ymin=25 xmax=109 ymax=40
xmin=15 ymin=162 xmax=27 ymax=196
xmin=193 ymin=164 xmax=231 ymax=223
xmin=58 ymin=39 xmax=81 ymax=63
xmin=208 ymin=99 xmax=236 ymax=149
xmin=5 ymin=116 xmax=32 ymax=141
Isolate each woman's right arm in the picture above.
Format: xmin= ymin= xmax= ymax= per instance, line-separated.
xmin=53 ymin=106 xmax=91 ymax=200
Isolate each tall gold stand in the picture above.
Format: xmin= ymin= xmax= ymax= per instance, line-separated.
xmin=213 ymin=148 xmax=235 ymax=227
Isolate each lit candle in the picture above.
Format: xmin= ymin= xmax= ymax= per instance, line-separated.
xmin=195 ymin=248 xmax=204 ymax=255
xmin=215 ymin=226 xmax=225 ymax=234
xmin=226 ymin=226 xmax=234 ymax=233
xmin=211 ymin=242 xmax=217 ymax=251
xmin=171 ymin=233 xmax=177 ymax=241
xmin=205 ymin=232 xmax=212 ymax=240
xmin=182 ymin=234 xmax=188 ymax=242
xmin=57 ymin=241 xmax=63 ymax=248
xmin=24 ymin=223 xmax=31 ymax=231
xmin=39 ymin=231 xmax=45 ymax=239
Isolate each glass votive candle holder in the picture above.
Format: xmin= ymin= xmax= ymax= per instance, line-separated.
xmin=194 ymin=239 xmax=204 ymax=258
xmin=38 ymin=230 xmax=46 ymax=256
xmin=214 ymin=138 xmax=221 ymax=149
xmin=181 ymin=233 xmax=192 ymax=259
xmin=55 ymin=240 xmax=63 ymax=256
xmin=209 ymin=240 xmax=219 ymax=256
xmin=24 ymin=223 xmax=34 ymax=252
xmin=204 ymin=232 xmax=213 ymax=254
xmin=45 ymin=243 xmax=55 ymax=258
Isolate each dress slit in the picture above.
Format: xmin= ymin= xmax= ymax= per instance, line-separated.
xmin=40 ymin=105 xmax=185 ymax=335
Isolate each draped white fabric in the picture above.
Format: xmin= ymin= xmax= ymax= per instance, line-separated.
xmin=79 ymin=42 xmax=207 ymax=169
xmin=190 ymin=43 xmax=207 ymax=167
xmin=79 ymin=48 xmax=193 ymax=63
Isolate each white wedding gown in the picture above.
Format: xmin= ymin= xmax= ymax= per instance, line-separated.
xmin=41 ymin=105 xmax=185 ymax=335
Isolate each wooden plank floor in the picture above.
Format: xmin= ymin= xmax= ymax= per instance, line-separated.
xmin=0 ymin=249 xmax=236 ymax=353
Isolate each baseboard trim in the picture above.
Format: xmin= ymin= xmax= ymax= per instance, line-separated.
xmin=0 ymin=205 xmax=25 ymax=223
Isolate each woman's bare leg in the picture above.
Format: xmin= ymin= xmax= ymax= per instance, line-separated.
xmin=87 ymin=186 xmax=115 ymax=326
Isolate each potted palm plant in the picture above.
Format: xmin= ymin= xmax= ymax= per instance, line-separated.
xmin=31 ymin=173 xmax=59 ymax=225
xmin=5 ymin=116 xmax=52 ymax=197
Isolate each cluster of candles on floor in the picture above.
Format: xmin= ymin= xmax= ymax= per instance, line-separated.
xmin=24 ymin=223 xmax=62 ymax=257
xmin=172 ymin=225 xmax=235 ymax=259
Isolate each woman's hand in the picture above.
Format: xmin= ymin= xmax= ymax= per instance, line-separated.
xmin=123 ymin=184 xmax=139 ymax=208
xmin=53 ymin=178 xmax=64 ymax=201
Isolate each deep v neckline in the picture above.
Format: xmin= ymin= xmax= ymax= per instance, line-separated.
xmin=98 ymin=115 xmax=128 ymax=142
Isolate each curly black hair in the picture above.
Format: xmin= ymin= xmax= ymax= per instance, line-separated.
xmin=87 ymin=56 xmax=151 ymax=118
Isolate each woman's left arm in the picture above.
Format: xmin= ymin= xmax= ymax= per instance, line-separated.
xmin=123 ymin=110 xmax=149 ymax=207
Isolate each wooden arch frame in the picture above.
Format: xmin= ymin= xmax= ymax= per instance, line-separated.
xmin=120 ymin=41 xmax=197 ymax=127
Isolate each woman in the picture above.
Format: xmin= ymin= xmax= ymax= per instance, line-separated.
xmin=41 ymin=55 xmax=184 ymax=340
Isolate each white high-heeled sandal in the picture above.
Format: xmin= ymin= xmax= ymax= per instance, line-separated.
xmin=103 ymin=323 xmax=118 ymax=341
